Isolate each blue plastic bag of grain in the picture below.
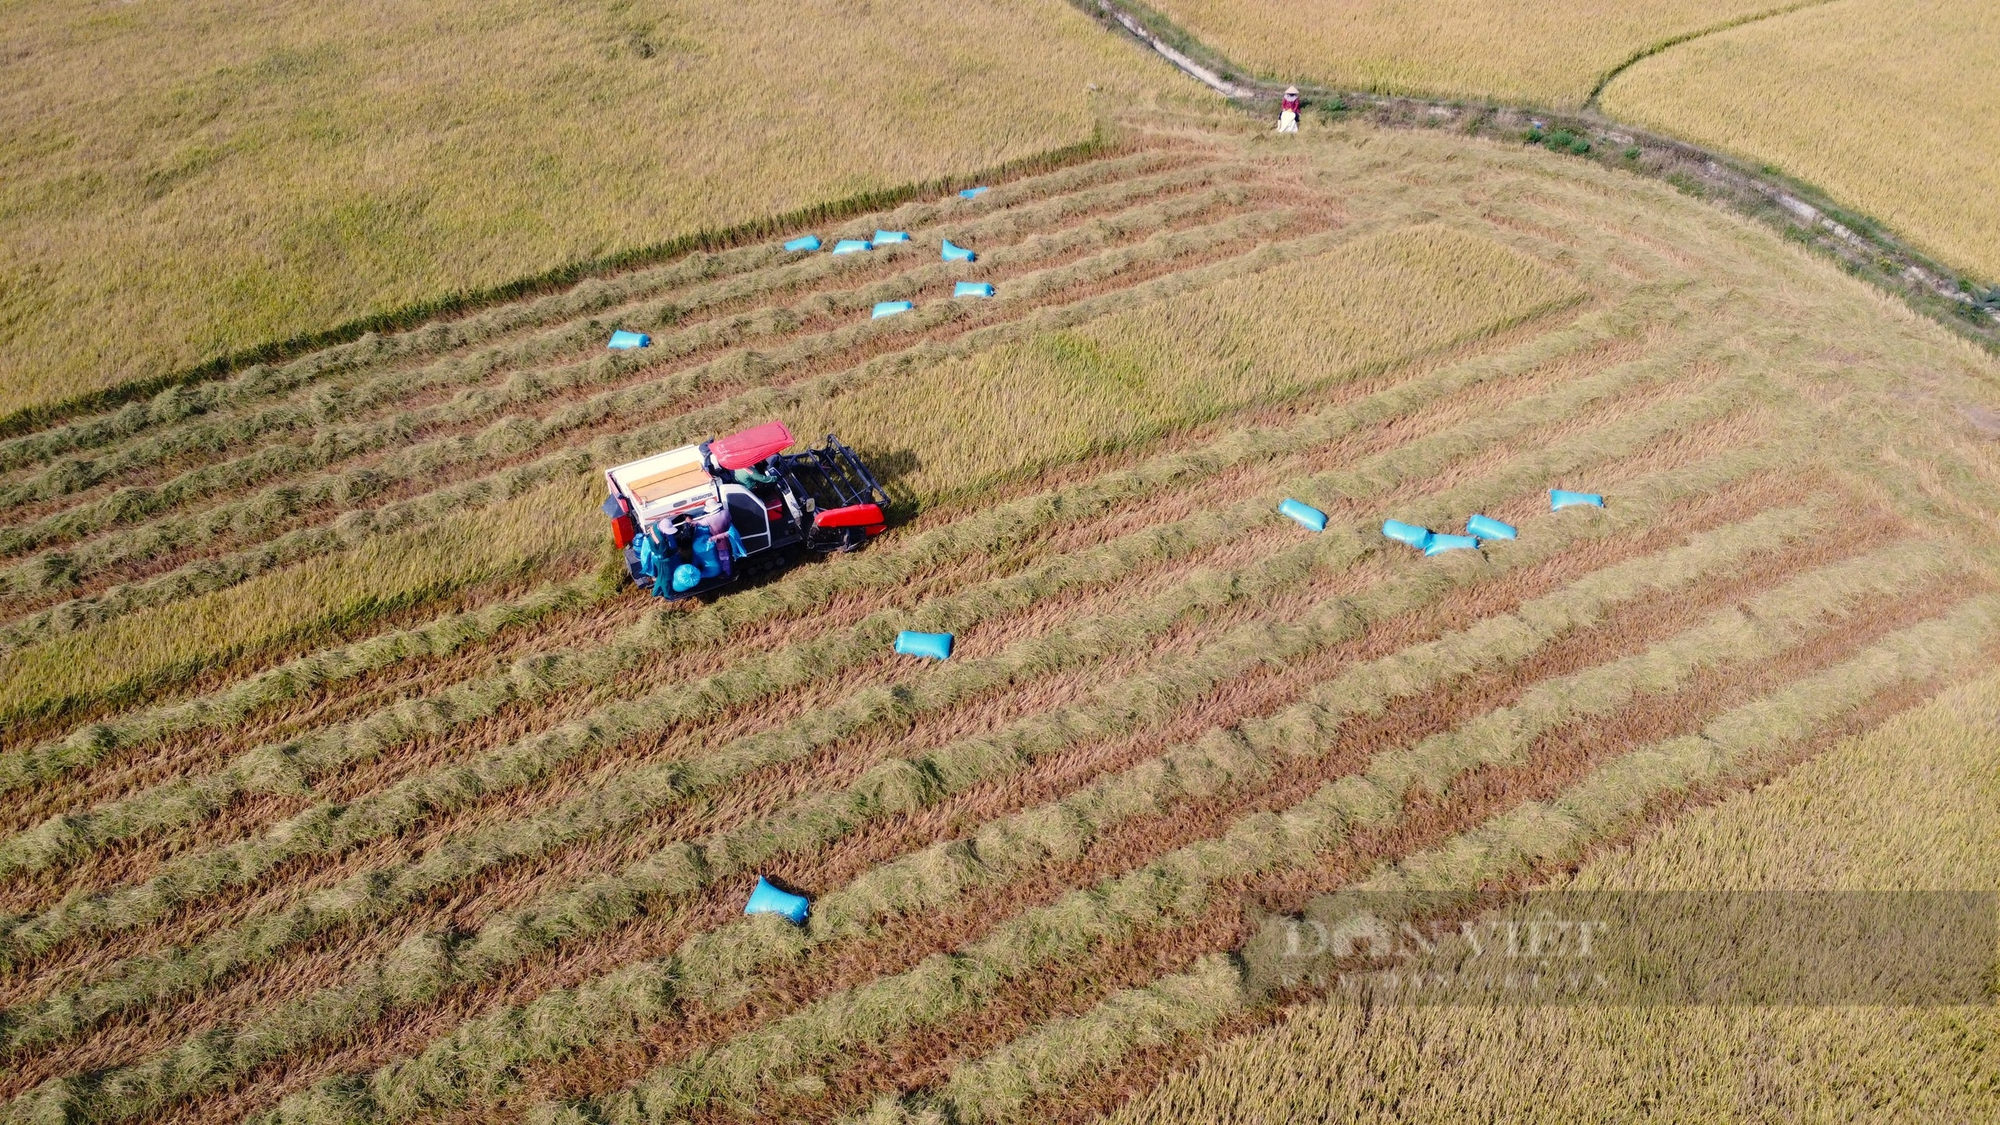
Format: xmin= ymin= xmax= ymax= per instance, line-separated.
xmin=1424 ymin=533 xmax=1480 ymax=556
xmin=832 ymin=239 xmax=872 ymax=254
xmin=691 ymin=532 xmax=722 ymax=578
xmin=874 ymin=230 xmax=911 ymax=243
xmin=954 ymin=281 xmax=995 ymax=298
xmin=872 ymin=300 xmax=914 ymax=318
xmin=941 ymin=240 xmax=976 ymax=263
xmin=1279 ymin=498 xmax=1327 ymax=532
xmin=670 ymin=563 xmax=703 ymax=593
xmin=784 ymin=235 xmax=822 ymax=252
xmin=1382 ymin=520 xmax=1434 ymax=550
xmin=1551 ymin=489 xmax=1605 ymax=511
xmin=745 ymin=877 xmax=810 ymax=925
xmin=960 ymin=186 xmax=989 ymax=199
xmin=895 ymin=630 xmax=954 ymax=660
xmin=608 ymin=330 xmax=650 ymax=349
xmin=1465 ymin=514 xmax=1517 ymax=540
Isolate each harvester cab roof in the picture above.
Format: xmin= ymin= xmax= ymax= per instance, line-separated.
xmin=601 ymin=421 xmax=889 ymax=600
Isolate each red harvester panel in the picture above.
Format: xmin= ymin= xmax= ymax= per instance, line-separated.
xmin=710 ymin=422 xmax=795 ymax=470
xmin=813 ymin=503 xmax=885 ymax=530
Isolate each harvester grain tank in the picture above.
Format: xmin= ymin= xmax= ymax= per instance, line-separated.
xmin=600 ymin=421 xmax=889 ymax=599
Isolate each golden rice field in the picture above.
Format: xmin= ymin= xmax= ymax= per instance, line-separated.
xmin=1 ymin=107 xmax=1999 ymax=1125
xmin=0 ymin=0 xmax=1168 ymax=419
xmin=1137 ymin=0 xmax=1786 ymax=107
xmin=1108 ymin=668 xmax=2000 ymax=1123
xmin=1600 ymin=0 xmax=2000 ymax=282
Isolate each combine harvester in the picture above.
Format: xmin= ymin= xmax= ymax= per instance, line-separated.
xmin=600 ymin=421 xmax=889 ymax=599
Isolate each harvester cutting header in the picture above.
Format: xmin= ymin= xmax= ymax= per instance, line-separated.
xmin=600 ymin=421 xmax=889 ymax=599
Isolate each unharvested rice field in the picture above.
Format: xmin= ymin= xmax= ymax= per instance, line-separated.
xmin=3 ymin=105 xmax=2000 ymax=1125
xmin=1137 ymin=0 xmax=1786 ymax=107
xmin=0 ymin=0 xmax=1168 ymax=418
xmin=1599 ymin=0 xmax=2000 ymax=282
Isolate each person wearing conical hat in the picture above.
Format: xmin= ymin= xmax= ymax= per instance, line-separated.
xmin=1277 ymin=85 xmax=1301 ymax=133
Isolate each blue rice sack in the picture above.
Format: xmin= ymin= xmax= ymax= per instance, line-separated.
xmin=874 ymin=230 xmax=911 ymax=243
xmin=960 ymin=186 xmax=989 ymax=199
xmin=1382 ymin=520 xmax=1434 ymax=550
xmin=832 ymin=239 xmax=872 ymax=254
xmin=1465 ymin=514 xmax=1517 ymax=541
xmin=1278 ymin=498 xmax=1327 ymax=532
xmin=941 ymin=239 xmax=976 ymax=263
xmin=607 ymin=330 xmax=649 ymax=349
xmin=670 ymin=563 xmax=702 ymax=593
xmin=1551 ymin=489 xmax=1605 ymax=511
xmin=745 ymin=877 xmax=810 ymax=925
xmin=954 ymin=281 xmax=995 ymax=298
xmin=872 ymin=300 xmax=914 ymax=318
xmin=692 ymin=533 xmax=722 ymax=578
xmin=895 ymin=630 xmax=954 ymax=660
xmin=1424 ymin=533 xmax=1480 ymax=556
xmin=783 ymin=235 xmax=822 ymax=252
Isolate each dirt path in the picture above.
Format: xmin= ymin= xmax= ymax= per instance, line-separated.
xmin=1084 ymin=0 xmax=2000 ymax=352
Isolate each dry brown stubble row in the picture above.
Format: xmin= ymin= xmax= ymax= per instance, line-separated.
xmin=319 ymin=467 xmax=1835 ymax=1125
xmin=0 ymin=584 xmax=662 ymax=835
xmin=0 ymin=161 xmax=1269 ymax=534
xmin=743 ymin=576 xmax=1973 ymax=1125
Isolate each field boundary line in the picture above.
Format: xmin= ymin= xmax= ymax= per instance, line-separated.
xmin=1086 ymin=0 xmax=2000 ymax=350
xmin=0 ymin=146 xmax=1201 ymax=475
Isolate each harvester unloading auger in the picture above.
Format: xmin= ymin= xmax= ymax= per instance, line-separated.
xmin=600 ymin=421 xmax=890 ymax=599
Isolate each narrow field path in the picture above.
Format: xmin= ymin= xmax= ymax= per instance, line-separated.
xmin=1086 ymin=0 xmax=1999 ymax=347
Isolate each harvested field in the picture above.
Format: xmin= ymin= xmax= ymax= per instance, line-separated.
xmin=3 ymin=108 xmax=2000 ymax=1125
